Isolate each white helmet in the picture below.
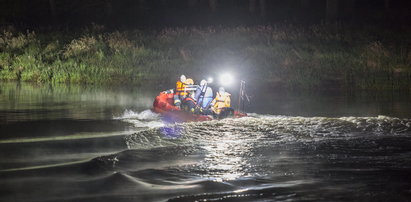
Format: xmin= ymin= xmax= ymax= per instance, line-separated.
xmin=180 ymin=75 xmax=186 ymax=82
xmin=200 ymin=79 xmax=207 ymax=86
xmin=219 ymin=87 xmax=225 ymax=95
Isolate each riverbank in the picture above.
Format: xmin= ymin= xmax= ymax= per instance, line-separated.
xmin=1 ymin=24 xmax=410 ymax=90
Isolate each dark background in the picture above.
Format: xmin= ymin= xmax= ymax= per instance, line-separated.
xmin=1 ymin=0 xmax=410 ymax=30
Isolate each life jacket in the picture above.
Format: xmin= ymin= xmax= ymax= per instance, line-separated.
xmin=212 ymin=92 xmax=231 ymax=114
xmin=176 ymin=78 xmax=194 ymax=97
xmin=175 ymin=81 xmax=188 ymax=96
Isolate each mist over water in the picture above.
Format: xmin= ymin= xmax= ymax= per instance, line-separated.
xmin=1 ymin=82 xmax=411 ymax=201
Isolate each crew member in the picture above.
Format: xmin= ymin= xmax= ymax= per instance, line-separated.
xmin=174 ymin=75 xmax=187 ymax=107
xmin=211 ymin=87 xmax=231 ymax=115
xmin=181 ymin=92 xmax=198 ymax=113
xmin=186 ymin=78 xmax=194 ymax=86
xmin=195 ymin=79 xmax=213 ymax=110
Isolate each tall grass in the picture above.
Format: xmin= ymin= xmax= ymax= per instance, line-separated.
xmin=0 ymin=24 xmax=410 ymax=90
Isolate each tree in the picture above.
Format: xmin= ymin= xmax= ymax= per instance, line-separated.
xmin=301 ymin=0 xmax=310 ymax=9
xmin=342 ymin=0 xmax=356 ymax=21
xmin=249 ymin=0 xmax=257 ymax=14
xmin=209 ymin=0 xmax=217 ymax=12
xmin=326 ymin=0 xmax=339 ymax=22
xmin=188 ymin=0 xmax=198 ymax=7
xmin=105 ymin=0 xmax=112 ymax=17
xmin=384 ymin=0 xmax=392 ymax=21
xmin=385 ymin=0 xmax=390 ymax=10
xmin=139 ymin=0 xmax=146 ymax=13
xmin=48 ymin=0 xmax=57 ymax=24
xmin=259 ymin=0 xmax=266 ymax=17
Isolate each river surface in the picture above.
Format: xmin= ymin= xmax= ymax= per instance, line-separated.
xmin=1 ymin=82 xmax=411 ymax=202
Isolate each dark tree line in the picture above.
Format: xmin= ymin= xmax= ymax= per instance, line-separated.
xmin=0 ymin=0 xmax=409 ymax=28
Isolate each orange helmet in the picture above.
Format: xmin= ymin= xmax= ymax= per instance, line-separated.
xmin=186 ymin=78 xmax=194 ymax=85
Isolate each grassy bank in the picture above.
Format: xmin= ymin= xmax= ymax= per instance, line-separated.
xmin=0 ymin=25 xmax=410 ymax=90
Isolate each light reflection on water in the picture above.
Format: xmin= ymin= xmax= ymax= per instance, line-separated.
xmin=202 ymin=131 xmax=248 ymax=181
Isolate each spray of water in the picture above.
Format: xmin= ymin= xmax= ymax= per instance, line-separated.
xmin=114 ymin=109 xmax=164 ymax=128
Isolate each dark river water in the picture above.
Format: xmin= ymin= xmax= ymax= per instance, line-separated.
xmin=1 ymin=82 xmax=411 ymax=202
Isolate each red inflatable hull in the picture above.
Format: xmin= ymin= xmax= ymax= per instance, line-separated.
xmin=152 ymin=92 xmax=246 ymax=123
xmin=152 ymin=92 xmax=180 ymax=114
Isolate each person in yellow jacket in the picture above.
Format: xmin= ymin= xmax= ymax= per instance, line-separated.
xmin=174 ymin=75 xmax=186 ymax=107
xmin=211 ymin=87 xmax=231 ymax=115
xmin=174 ymin=75 xmax=195 ymax=107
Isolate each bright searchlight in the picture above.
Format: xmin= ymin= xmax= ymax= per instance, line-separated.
xmin=207 ymin=77 xmax=213 ymax=84
xmin=219 ymin=73 xmax=234 ymax=86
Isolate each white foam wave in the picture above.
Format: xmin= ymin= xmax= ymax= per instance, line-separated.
xmin=114 ymin=109 xmax=164 ymax=128
xmin=115 ymin=109 xmax=160 ymax=120
xmin=123 ymin=119 xmax=165 ymax=128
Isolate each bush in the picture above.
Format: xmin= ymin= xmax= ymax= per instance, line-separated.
xmin=0 ymin=25 xmax=410 ymax=90
xmin=63 ymin=35 xmax=98 ymax=58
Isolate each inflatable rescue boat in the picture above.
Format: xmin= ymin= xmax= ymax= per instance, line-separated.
xmin=152 ymin=92 xmax=246 ymax=123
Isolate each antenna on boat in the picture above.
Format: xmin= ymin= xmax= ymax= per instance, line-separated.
xmin=237 ymin=80 xmax=249 ymax=113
